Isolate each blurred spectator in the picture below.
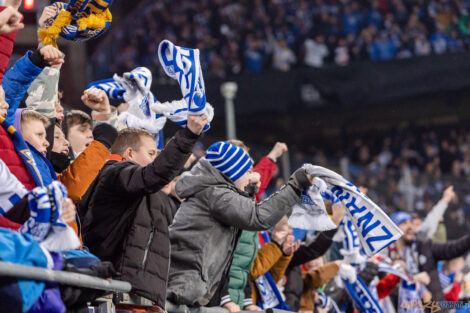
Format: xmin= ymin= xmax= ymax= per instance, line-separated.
xmin=304 ymin=35 xmax=329 ymax=68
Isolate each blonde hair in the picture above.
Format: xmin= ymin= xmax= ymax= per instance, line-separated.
xmin=21 ymin=110 xmax=50 ymax=128
xmin=111 ymin=128 xmax=155 ymax=156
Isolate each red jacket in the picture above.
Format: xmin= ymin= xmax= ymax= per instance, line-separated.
xmin=0 ymin=215 xmax=21 ymax=230
xmin=444 ymin=282 xmax=461 ymax=302
xmin=0 ymin=6 xmax=21 ymax=84
xmin=376 ymin=273 xmax=401 ymax=300
xmin=254 ymin=156 xmax=277 ymax=202
xmin=0 ymin=125 xmax=37 ymax=190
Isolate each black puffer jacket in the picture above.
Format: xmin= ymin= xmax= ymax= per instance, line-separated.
xmin=80 ymin=127 xmax=198 ymax=309
xmin=415 ymin=234 xmax=470 ymax=313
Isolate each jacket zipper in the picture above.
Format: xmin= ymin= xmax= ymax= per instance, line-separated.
xmin=141 ymin=228 xmax=155 ymax=270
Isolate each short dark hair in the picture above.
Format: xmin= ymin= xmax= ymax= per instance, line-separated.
xmin=65 ymin=110 xmax=92 ymax=130
xmin=111 ymin=128 xmax=154 ymax=156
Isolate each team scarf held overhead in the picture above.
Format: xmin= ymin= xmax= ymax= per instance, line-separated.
xmin=289 ymin=177 xmax=338 ymax=231
xmin=158 ymin=40 xmax=206 ymax=115
xmin=87 ymin=67 xmax=214 ymax=141
xmin=39 ymin=0 xmax=113 ymax=47
xmin=301 ymin=165 xmax=403 ymax=257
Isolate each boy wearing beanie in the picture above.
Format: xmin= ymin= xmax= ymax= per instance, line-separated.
xmin=167 ymin=141 xmax=316 ymax=307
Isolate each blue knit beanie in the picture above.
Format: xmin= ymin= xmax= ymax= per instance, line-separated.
xmin=206 ymin=141 xmax=253 ymax=182
xmin=390 ymin=211 xmax=412 ymax=226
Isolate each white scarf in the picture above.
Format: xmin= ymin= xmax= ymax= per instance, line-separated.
xmin=303 ymin=165 xmax=403 ymax=257
xmin=0 ymin=159 xmax=28 ymax=215
xmin=288 ymin=177 xmax=337 ymax=231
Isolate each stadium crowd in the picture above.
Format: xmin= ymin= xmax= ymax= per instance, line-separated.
xmin=2 ymin=1 xmax=470 ymax=313
xmin=93 ymin=0 xmax=470 ymax=79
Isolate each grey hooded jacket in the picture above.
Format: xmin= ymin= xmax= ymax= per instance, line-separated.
xmin=167 ymin=158 xmax=306 ymax=306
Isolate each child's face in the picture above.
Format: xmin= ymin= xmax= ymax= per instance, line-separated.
xmin=0 ymin=86 xmax=9 ymax=118
xmin=67 ymin=123 xmax=93 ymax=155
xmin=52 ymin=125 xmax=70 ymax=156
xmin=22 ymin=120 xmax=49 ymax=155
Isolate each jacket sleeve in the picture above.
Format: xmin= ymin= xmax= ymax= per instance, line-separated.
xmin=250 ymin=242 xmax=283 ymax=279
xmin=208 ymin=184 xmax=300 ymax=231
xmin=0 ymin=6 xmax=21 ymax=85
xmin=376 ymin=274 xmax=400 ymax=300
xmin=430 ymin=234 xmax=470 ymax=261
xmin=289 ymin=229 xmax=336 ymax=268
xmin=253 ymin=157 xmax=277 ymax=202
xmin=111 ymin=127 xmax=198 ymax=195
xmin=444 ymin=282 xmax=461 ymax=302
xmin=270 ymin=254 xmax=293 ymax=283
xmin=243 ymin=274 xmax=253 ymax=308
xmin=25 ymin=66 xmax=61 ymax=118
xmin=417 ymin=199 xmax=448 ymax=240
xmin=303 ymin=262 xmax=340 ymax=290
xmin=3 ymin=51 xmax=43 ymax=124
xmin=57 ymin=140 xmax=110 ymax=203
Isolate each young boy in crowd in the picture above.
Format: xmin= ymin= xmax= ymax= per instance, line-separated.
xmin=167 ymin=141 xmax=316 ymax=307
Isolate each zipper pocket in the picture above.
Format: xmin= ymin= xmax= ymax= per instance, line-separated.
xmin=141 ymin=228 xmax=155 ymax=270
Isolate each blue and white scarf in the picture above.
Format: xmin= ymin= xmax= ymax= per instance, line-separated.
xmin=151 ymin=99 xmax=213 ymax=132
xmin=0 ymin=159 xmax=28 ymax=215
xmin=397 ymin=242 xmax=422 ymax=313
xmin=303 ymin=165 xmax=403 ymax=257
xmin=255 ymin=232 xmax=290 ymax=311
xmin=158 ymin=40 xmax=206 ymax=115
xmin=316 ymin=292 xmax=341 ymax=313
xmin=20 ymin=181 xmax=80 ymax=252
xmin=289 ymin=178 xmax=337 ymax=231
xmin=344 ymin=275 xmax=384 ymax=313
xmin=87 ymin=67 xmax=164 ymax=148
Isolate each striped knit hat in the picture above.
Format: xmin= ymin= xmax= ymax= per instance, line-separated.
xmin=206 ymin=141 xmax=253 ymax=182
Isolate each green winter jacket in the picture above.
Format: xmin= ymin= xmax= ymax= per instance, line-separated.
xmin=228 ymin=230 xmax=259 ymax=307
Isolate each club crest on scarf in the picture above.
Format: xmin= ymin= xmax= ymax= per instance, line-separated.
xmin=158 ymin=40 xmax=206 ymax=115
xmin=38 ymin=0 xmax=113 ymax=47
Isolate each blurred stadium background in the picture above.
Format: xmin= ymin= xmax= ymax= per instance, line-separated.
xmin=12 ymin=0 xmax=470 ymax=238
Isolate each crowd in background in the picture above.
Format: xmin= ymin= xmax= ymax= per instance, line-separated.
xmin=92 ymin=0 xmax=470 ymax=79
xmin=2 ymin=1 xmax=470 ymax=313
xmin=252 ymin=125 xmax=470 ymax=240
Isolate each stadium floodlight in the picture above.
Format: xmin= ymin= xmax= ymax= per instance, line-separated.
xmin=24 ymin=0 xmax=34 ymax=10
xmin=221 ymin=82 xmax=238 ymax=140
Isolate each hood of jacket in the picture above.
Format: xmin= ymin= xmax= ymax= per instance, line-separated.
xmin=176 ymin=158 xmax=239 ymax=199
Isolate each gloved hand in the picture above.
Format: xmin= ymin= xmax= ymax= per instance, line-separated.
xmin=288 ymin=168 xmax=314 ymax=194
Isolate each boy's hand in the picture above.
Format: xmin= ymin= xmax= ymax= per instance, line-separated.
xmin=223 ymin=301 xmax=240 ymax=313
xmin=82 ymin=88 xmax=111 ymax=114
xmin=38 ymin=6 xmax=56 ymax=27
xmin=40 ymin=45 xmax=64 ymax=67
xmin=60 ymin=198 xmax=76 ymax=224
xmin=331 ymin=203 xmax=346 ymax=226
xmin=282 ymin=235 xmax=300 ymax=255
xmin=0 ymin=6 xmax=23 ymax=33
xmin=187 ymin=114 xmax=208 ymax=135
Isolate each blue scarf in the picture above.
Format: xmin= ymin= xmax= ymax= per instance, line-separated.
xmin=255 ymin=232 xmax=291 ymax=311
xmin=344 ymin=276 xmax=384 ymax=313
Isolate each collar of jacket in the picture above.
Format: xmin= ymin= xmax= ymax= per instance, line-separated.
xmin=108 ymin=154 xmax=125 ymax=162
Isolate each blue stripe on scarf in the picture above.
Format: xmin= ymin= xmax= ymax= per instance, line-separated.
xmin=255 ymin=232 xmax=291 ymax=311
xmin=344 ymin=276 xmax=383 ymax=313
